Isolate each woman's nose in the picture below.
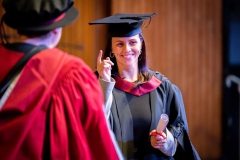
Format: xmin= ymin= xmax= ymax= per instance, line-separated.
xmin=124 ymin=44 xmax=131 ymax=52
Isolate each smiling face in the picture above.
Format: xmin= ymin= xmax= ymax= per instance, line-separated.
xmin=111 ymin=34 xmax=142 ymax=69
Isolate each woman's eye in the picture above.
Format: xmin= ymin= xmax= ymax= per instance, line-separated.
xmin=116 ymin=43 xmax=123 ymax=46
xmin=130 ymin=41 xmax=137 ymax=45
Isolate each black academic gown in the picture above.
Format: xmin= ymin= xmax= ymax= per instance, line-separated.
xmin=109 ymin=70 xmax=201 ymax=160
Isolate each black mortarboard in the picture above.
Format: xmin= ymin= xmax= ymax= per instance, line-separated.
xmin=89 ymin=13 xmax=157 ymax=37
xmin=2 ymin=0 xmax=79 ymax=31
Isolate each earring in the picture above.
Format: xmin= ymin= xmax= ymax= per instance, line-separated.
xmin=138 ymin=50 xmax=142 ymax=61
xmin=53 ymin=29 xmax=57 ymax=34
xmin=110 ymin=52 xmax=114 ymax=58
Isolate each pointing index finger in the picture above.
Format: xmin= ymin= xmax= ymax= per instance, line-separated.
xmin=97 ymin=50 xmax=103 ymax=64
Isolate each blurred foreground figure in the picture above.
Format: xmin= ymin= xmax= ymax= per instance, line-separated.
xmin=0 ymin=0 xmax=122 ymax=159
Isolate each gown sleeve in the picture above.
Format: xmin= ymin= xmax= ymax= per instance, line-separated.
xmin=158 ymin=128 xmax=178 ymax=156
xmin=165 ymin=83 xmax=201 ymax=160
xmin=98 ymin=77 xmax=116 ymax=118
xmin=49 ymin=60 xmax=119 ymax=160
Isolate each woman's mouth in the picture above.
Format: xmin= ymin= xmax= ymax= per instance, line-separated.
xmin=121 ymin=54 xmax=134 ymax=58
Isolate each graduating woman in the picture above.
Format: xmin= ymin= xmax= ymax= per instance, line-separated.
xmin=90 ymin=13 xmax=201 ymax=160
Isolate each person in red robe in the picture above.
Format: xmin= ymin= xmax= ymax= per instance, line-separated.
xmin=0 ymin=0 xmax=122 ymax=159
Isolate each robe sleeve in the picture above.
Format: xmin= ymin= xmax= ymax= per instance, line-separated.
xmin=158 ymin=128 xmax=177 ymax=156
xmin=98 ymin=77 xmax=115 ymax=118
xmin=165 ymin=83 xmax=201 ymax=160
xmin=97 ymin=78 xmax=125 ymax=159
xmin=48 ymin=60 xmax=119 ymax=160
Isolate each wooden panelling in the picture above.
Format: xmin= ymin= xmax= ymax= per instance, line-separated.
xmin=58 ymin=0 xmax=109 ymax=70
xmin=111 ymin=0 xmax=222 ymax=159
xmin=0 ymin=0 xmax=222 ymax=159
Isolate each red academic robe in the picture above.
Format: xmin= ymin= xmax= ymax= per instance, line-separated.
xmin=0 ymin=44 xmax=119 ymax=160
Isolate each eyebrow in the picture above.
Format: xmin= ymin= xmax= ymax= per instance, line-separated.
xmin=113 ymin=39 xmax=138 ymax=43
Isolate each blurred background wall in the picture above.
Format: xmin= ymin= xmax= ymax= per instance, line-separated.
xmin=1 ymin=0 xmax=240 ymax=159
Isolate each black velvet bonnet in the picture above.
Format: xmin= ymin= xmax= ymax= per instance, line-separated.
xmin=1 ymin=0 xmax=79 ymax=31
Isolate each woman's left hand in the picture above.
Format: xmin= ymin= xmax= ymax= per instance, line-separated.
xmin=150 ymin=130 xmax=167 ymax=149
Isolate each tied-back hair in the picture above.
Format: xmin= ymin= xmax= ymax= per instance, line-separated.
xmin=103 ymin=33 xmax=150 ymax=83
xmin=0 ymin=17 xmax=8 ymax=44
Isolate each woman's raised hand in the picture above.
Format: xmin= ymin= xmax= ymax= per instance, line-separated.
xmin=97 ymin=50 xmax=114 ymax=82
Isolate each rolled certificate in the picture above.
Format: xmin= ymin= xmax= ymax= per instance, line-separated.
xmin=156 ymin=114 xmax=169 ymax=133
